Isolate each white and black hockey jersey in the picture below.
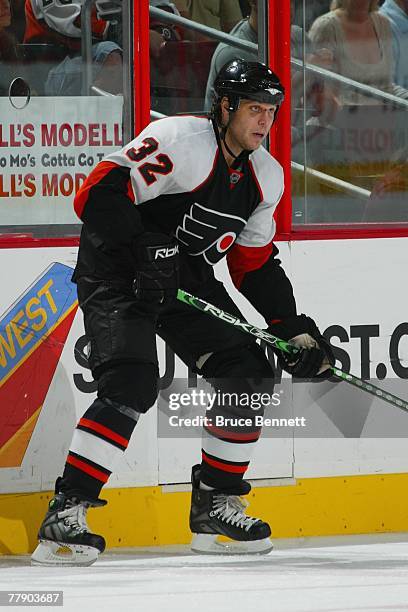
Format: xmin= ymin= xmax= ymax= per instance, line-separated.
xmin=73 ymin=115 xmax=296 ymax=322
xmin=24 ymin=0 xmax=109 ymax=48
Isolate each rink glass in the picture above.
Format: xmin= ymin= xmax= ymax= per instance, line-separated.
xmin=292 ymin=0 xmax=408 ymax=229
xmin=0 ymin=0 xmax=407 ymax=239
xmin=0 ymin=0 xmax=132 ymax=239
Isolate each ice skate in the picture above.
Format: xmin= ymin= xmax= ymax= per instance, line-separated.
xmin=189 ymin=465 xmax=273 ymax=555
xmin=31 ymin=479 xmax=107 ymax=567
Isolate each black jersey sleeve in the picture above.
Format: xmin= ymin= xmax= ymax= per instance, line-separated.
xmin=227 ymin=242 xmax=297 ymax=321
xmin=74 ymin=161 xmax=144 ymax=249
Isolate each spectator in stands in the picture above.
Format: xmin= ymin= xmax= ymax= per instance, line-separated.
xmin=380 ymin=0 xmax=408 ymax=89
xmin=150 ymin=0 xmax=180 ymax=14
xmin=175 ymin=0 xmax=242 ymax=39
xmin=7 ymin=0 xmax=25 ymax=41
xmin=149 ymin=0 xmax=182 ymax=55
xmin=0 ymin=0 xmax=12 ymax=58
xmin=24 ymin=0 xmax=180 ymax=95
xmin=0 ymin=0 xmax=11 ymax=40
xmin=46 ymin=43 xmax=123 ymax=96
xmin=306 ymin=0 xmax=408 ymax=225
xmin=309 ymin=0 xmax=408 ymax=105
xmin=24 ymin=0 xmax=123 ymax=95
xmin=290 ymin=0 xmax=336 ymax=133
xmin=239 ymin=0 xmax=250 ymax=17
xmin=292 ymin=0 xmax=333 ymax=30
xmin=0 ymin=0 xmax=20 ymax=94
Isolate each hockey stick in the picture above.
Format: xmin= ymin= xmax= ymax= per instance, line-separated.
xmin=177 ymin=288 xmax=408 ymax=413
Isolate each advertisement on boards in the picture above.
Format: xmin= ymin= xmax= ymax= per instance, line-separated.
xmin=0 ymin=96 xmax=123 ymax=225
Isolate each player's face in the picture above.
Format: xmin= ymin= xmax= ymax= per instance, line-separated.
xmin=227 ymin=99 xmax=277 ymax=152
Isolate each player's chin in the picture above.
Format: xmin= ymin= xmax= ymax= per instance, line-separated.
xmin=250 ymin=135 xmax=265 ymax=149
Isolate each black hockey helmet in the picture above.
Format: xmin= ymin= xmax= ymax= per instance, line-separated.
xmin=213 ymin=59 xmax=285 ymax=115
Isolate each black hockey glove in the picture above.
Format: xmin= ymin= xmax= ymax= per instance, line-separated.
xmin=132 ymin=232 xmax=179 ymax=312
xmin=268 ymin=314 xmax=335 ymax=380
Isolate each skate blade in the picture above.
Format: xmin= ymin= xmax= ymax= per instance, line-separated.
xmin=31 ymin=540 xmax=100 ymax=566
xmin=191 ymin=534 xmax=273 ymax=555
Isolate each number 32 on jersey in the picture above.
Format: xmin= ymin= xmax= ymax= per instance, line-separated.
xmin=125 ymin=138 xmax=173 ymax=186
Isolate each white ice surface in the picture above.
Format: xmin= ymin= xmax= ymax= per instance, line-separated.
xmin=2 ymin=539 xmax=408 ymax=612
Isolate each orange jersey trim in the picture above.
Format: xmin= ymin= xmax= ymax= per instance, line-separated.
xmin=74 ymin=161 xmax=120 ymax=219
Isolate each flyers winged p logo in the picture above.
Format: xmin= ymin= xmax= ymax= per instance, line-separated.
xmin=176 ymin=203 xmax=246 ymax=265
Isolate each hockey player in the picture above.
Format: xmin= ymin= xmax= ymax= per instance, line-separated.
xmin=32 ymin=59 xmax=334 ymax=566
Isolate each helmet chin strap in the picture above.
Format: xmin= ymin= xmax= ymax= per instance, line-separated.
xmin=222 ymin=129 xmax=240 ymax=160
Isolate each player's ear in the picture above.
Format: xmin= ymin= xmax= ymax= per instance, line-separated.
xmin=220 ymin=96 xmax=230 ymax=126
